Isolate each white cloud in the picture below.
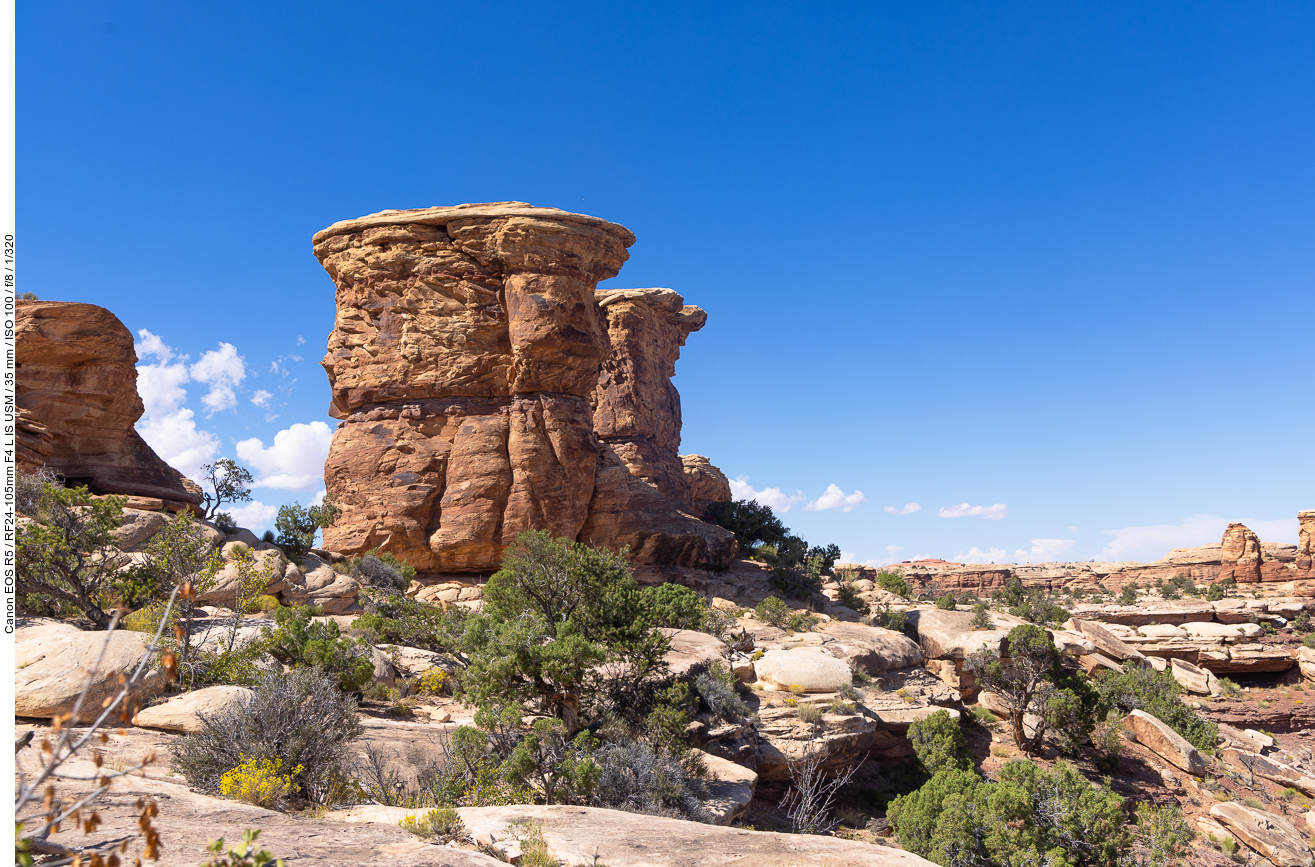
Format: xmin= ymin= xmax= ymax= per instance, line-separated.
xmin=190 ymin=342 xmax=246 ymax=414
xmin=805 ymin=484 xmax=868 ymax=513
xmin=1101 ymin=514 xmax=1298 ymax=563
xmin=310 ymin=489 xmax=327 ymax=507
xmin=955 ymin=546 xmax=1009 ymax=564
xmin=226 ymin=501 xmax=280 ymax=533
xmin=250 ymin=389 xmax=274 ymax=409
xmin=938 ymin=503 xmax=1008 ymax=521
xmin=1014 ymin=538 xmax=1077 ymax=564
xmin=838 ymin=545 xmax=905 ymax=568
xmin=289 ymin=354 xmax=303 ymax=363
xmin=134 ymin=328 xmax=175 ymax=363
xmin=729 ymin=475 xmax=806 ymax=513
xmin=884 ymin=502 xmax=921 ymax=515
xmin=296 ymin=335 xmax=306 ymax=345
xmin=236 ymin=421 xmax=334 ymax=491
xmin=136 ymin=407 xmax=219 ymax=482
xmin=134 ymin=330 xmax=219 ymax=481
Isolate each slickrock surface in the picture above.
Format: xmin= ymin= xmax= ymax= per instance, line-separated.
xmin=334 ymin=804 xmax=937 ymax=866
xmin=316 ymin=203 xmax=732 ymax=575
xmin=16 ymin=301 xmax=201 ymax=509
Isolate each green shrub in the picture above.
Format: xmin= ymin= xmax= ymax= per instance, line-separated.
xmin=907 ymin=709 xmax=971 ymax=775
xmin=934 ymin=593 xmax=957 ymax=610
xmin=172 ymin=668 xmax=362 ymax=803
xmin=461 ymin=531 xmax=671 ymax=725
xmin=264 ymin=605 xmax=374 ymax=692
xmin=399 ymin=806 xmax=466 ymax=842
xmin=702 ymin=499 xmax=789 ymax=554
xmin=966 ymin=624 xmax=1096 ymax=755
xmin=877 ymin=570 xmax=910 ymax=599
xmin=354 ymin=593 xmax=464 ymax=654
xmin=786 ymin=611 xmax=819 ymax=632
xmin=637 ymin=582 xmax=708 ymax=631
xmin=872 ymin=603 xmax=907 ymax=632
xmin=16 ymin=474 xmax=129 ymax=627
xmin=797 ymin=703 xmax=823 ymax=725
xmin=969 ymin=603 xmax=992 ymax=630
xmin=273 ymin=496 xmax=341 ymax=558
xmin=202 ymin=830 xmax=284 ymax=867
xmin=351 ymin=553 xmax=409 ymax=593
xmin=1118 ymin=583 xmax=1139 ymax=605
xmin=1094 ymin=663 xmax=1218 ymax=752
xmin=754 ymin=596 xmax=790 ymax=627
xmin=836 ymin=581 xmax=867 ymax=613
xmin=889 ymin=761 xmax=1131 ymax=867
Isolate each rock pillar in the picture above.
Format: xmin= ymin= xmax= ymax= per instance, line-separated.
xmin=1219 ymin=522 xmax=1263 ymax=583
xmin=315 ymin=204 xmax=734 ymax=574
xmin=1298 ymin=511 xmax=1315 ymax=574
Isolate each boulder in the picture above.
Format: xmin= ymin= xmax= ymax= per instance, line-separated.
xmin=111 ymin=508 xmax=171 ymax=551
xmin=1123 ymin=709 xmax=1206 ymax=776
xmin=1182 ymin=621 xmax=1262 ymax=639
xmin=1210 ymin=802 xmax=1312 ymax=867
xmin=1220 ymin=748 xmax=1315 ymax=797
xmin=695 ymin=750 xmax=757 ymax=825
xmin=755 ymin=648 xmax=853 ymax=692
xmin=1170 ymin=657 xmax=1219 ymax=696
xmin=1135 ymin=624 xmax=1189 ymax=639
xmin=198 ymin=547 xmax=290 ymax=606
xmin=661 ymin=628 xmax=727 ymax=679
xmin=1198 ymin=814 xmax=1238 ymax=850
xmin=15 ymin=301 xmax=202 ymax=510
xmin=904 ymin=607 xmax=1013 ymax=659
xmin=1301 ymin=647 xmax=1315 ymax=682
xmin=1065 ymin=618 xmax=1148 ymax=664
xmin=820 ymin=621 xmax=923 ymax=673
xmin=15 ymin=620 xmax=168 ymax=721
xmin=133 ymin=686 xmax=252 ymax=733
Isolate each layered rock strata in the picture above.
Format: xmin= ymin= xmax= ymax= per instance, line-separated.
xmin=16 ymin=301 xmax=201 ymax=510
xmin=314 ymin=203 xmax=734 ymax=574
xmin=838 ymin=513 xmax=1315 ymax=596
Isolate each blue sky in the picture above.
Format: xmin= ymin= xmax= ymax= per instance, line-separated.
xmin=17 ymin=2 xmax=1314 ymax=565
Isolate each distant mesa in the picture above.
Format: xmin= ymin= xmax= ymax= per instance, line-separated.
xmin=313 ymin=202 xmax=736 ymax=576
xmin=838 ymin=511 xmax=1315 ymax=594
xmin=15 ymin=300 xmax=202 ymax=511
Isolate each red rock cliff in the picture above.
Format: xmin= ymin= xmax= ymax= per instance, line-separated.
xmin=16 ymin=301 xmax=202 ymax=510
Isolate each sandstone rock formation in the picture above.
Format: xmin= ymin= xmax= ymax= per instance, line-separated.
xmin=16 ymin=301 xmax=201 ymax=510
xmin=838 ymin=511 xmax=1315 ymax=596
xmin=682 ymin=454 xmax=732 ymax=515
xmin=1124 ymin=709 xmax=1207 ymax=776
xmin=1221 ymin=522 xmax=1265 ymax=583
xmin=314 ymin=204 xmax=733 ymax=575
xmin=1299 ymin=511 xmax=1315 ymax=572
xmin=15 ymin=619 xmax=168 ymax=721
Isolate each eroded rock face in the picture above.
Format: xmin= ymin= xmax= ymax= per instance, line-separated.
xmin=316 ymin=204 xmax=733 ymax=574
xmin=1221 ymin=522 xmax=1265 ymax=583
xmin=593 ymin=288 xmax=705 ymax=507
xmin=16 ymin=301 xmax=201 ymax=510
xmin=1298 ymin=511 xmax=1315 ymax=573
xmin=682 ymin=454 xmax=732 ymax=515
